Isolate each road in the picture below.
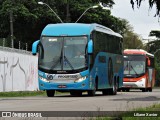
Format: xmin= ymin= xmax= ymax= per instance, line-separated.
xmin=0 ymin=89 xmax=160 ymax=111
xmin=0 ymin=89 xmax=160 ymax=119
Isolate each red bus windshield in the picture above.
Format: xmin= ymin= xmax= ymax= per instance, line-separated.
xmin=123 ymin=55 xmax=146 ymax=78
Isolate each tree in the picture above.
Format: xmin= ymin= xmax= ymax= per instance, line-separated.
xmin=130 ymin=0 xmax=160 ymax=85
xmin=147 ymin=30 xmax=160 ymax=86
xmin=121 ymin=19 xmax=143 ymax=49
xmin=0 ymin=0 xmax=61 ymax=49
xmin=2 ymin=0 xmax=158 ymax=51
xmin=0 ymin=0 xmax=126 ymax=50
xmin=147 ymin=30 xmax=160 ymax=53
xmin=149 ymin=30 xmax=160 ymax=39
xmin=130 ymin=0 xmax=160 ymax=17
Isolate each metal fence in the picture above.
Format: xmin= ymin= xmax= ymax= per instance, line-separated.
xmin=0 ymin=38 xmax=31 ymax=55
xmin=0 ymin=46 xmax=31 ymax=55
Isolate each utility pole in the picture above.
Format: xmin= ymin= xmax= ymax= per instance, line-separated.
xmin=66 ymin=0 xmax=71 ymax=22
xmin=19 ymin=41 xmax=20 ymax=49
xmin=26 ymin=43 xmax=27 ymax=51
xmin=3 ymin=38 xmax=5 ymax=47
xmin=10 ymin=10 xmax=14 ymax=48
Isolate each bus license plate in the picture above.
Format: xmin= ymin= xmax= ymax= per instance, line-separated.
xmin=58 ymin=85 xmax=67 ymax=88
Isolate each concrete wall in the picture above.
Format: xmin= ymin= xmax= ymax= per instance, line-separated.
xmin=0 ymin=47 xmax=38 ymax=92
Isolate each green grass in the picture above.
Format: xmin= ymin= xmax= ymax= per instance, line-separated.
xmin=0 ymin=91 xmax=46 ymax=97
xmin=94 ymin=104 xmax=160 ymax=120
xmin=121 ymin=104 xmax=160 ymax=120
xmin=0 ymin=91 xmax=69 ymax=97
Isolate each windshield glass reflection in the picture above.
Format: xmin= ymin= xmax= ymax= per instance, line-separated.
xmin=38 ymin=36 xmax=88 ymax=72
xmin=124 ymin=55 xmax=146 ymax=77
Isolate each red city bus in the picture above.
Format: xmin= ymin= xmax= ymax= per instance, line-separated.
xmin=122 ymin=49 xmax=155 ymax=92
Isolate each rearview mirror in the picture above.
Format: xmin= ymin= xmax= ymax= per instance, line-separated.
xmin=88 ymin=40 xmax=93 ymax=54
xmin=32 ymin=40 xmax=40 ymax=55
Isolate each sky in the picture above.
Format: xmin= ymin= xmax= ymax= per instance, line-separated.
xmin=111 ymin=0 xmax=160 ymax=40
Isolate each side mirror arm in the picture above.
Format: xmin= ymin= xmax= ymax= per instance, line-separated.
xmin=32 ymin=40 xmax=40 ymax=55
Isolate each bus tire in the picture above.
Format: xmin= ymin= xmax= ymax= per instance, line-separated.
xmin=142 ymin=88 xmax=147 ymax=92
xmin=117 ymin=78 xmax=120 ymax=92
xmin=126 ymin=88 xmax=130 ymax=92
xmin=88 ymin=82 xmax=96 ymax=96
xmin=149 ymin=83 xmax=153 ymax=92
xmin=122 ymin=89 xmax=125 ymax=92
xmin=108 ymin=80 xmax=117 ymax=95
xmin=113 ymin=81 xmax=117 ymax=95
xmin=88 ymin=90 xmax=96 ymax=96
xmin=46 ymin=90 xmax=55 ymax=97
xmin=117 ymin=89 xmax=121 ymax=92
xmin=148 ymin=88 xmax=152 ymax=92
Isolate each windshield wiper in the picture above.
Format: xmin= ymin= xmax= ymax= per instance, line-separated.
xmin=130 ymin=65 xmax=139 ymax=77
xmin=50 ymin=46 xmax=63 ymax=70
xmin=124 ymin=64 xmax=128 ymax=71
xmin=50 ymin=57 xmax=61 ymax=70
xmin=64 ymin=56 xmax=74 ymax=70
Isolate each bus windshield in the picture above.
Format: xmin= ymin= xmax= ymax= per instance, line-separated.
xmin=123 ymin=55 xmax=146 ymax=77
xmin=38 ymin=36 xmax=88 ymax=72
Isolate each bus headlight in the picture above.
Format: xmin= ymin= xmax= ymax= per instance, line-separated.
xmin=74 ymin=76 xmax=87 ymax=83
xmin=38 ymin=75 xmax=49 ymax=82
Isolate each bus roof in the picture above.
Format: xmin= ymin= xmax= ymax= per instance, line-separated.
xmin=41 ymin=23 xmax=122 ymax=38
xmin=123 ymin=49 xmax=154 ymax=57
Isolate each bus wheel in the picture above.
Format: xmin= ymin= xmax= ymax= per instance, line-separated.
xmin=109 ymin=81 xmax=117 ymax=95
xmin=88 ymin=80 xmax=97 ymax=96
xmin=126 ymin=88 xmax=130 ymax=92
xmin=88 ymin=90 xmax=96 ymax=96
xmin=113 ymin=81 xmax=117 ymax=95
xmin=122 ymin=89 xmax=125 ymax=92
xmin=88 ymin=85 xmax=96 ymax=96
xmin=46 ymin=90 xmax=55 ymax=97
xmin=142 ymin=88 xmax=147 ymax=92
xmin=148 ymin=88 xmax=152 ymax=92
xmin=117 ymin=88 xmax=121 ymax=92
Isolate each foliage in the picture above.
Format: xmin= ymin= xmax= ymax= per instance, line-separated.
xmin=0 ymin=0 xmax=128 ymax=50
xmin=149 ymin=30 xmax=160 ymax=38
xmin=148 ymin=42 xmax=160 ymax=88
xmin=121 ymin=103 xmax=160 ymax=120
xmin=147 ymin=30 xmax=160 ymax=86
xmin=0 ymin=91 xmax=46 ymax=97
xmin=148 ymin=30 xmax=160 ymax=53
xmin=0 ymin=0 xmax=59 ymax=50
xmin=155 ymin=57 xmax=160 ymax=86
xmin=121 ymin=19 xmax=143 ymax=49
xmin=130 ymin=0 xmax=160 ymax=17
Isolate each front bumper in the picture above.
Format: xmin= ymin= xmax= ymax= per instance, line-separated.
xmin=122 ymin=78 xmax=146 ymax=88
xmin=39 ymin=78 xmax=91 ymax=90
